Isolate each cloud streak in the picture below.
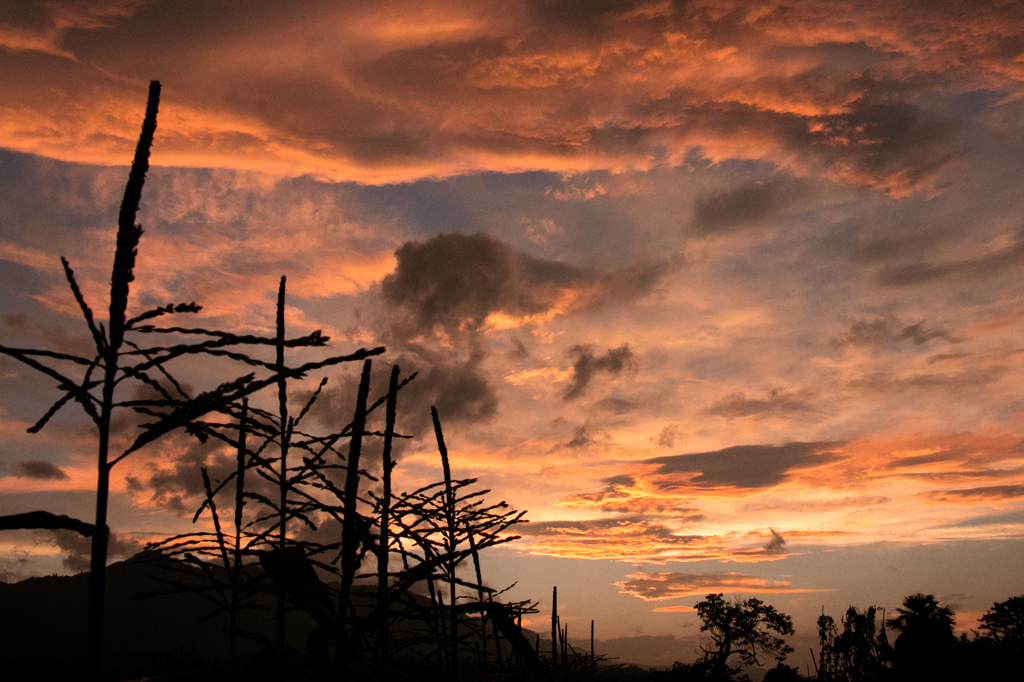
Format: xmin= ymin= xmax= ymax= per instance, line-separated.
xmin=616 ymin=571 xmax=827 ymax=601
xmin=646 ymin=442 xmax=845 ymax=490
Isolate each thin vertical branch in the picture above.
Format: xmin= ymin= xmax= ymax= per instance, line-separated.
xmin=231 ymin=399 xmax=247 ymax=664
xmin=431 ymin=406 xmax=458 ymax=681
xmin=492 ymin=601 xmax=504 ymax=673
xmin=467 ymin=520 xmax=489 ymax=680
xmin=201 ymin=467 xmax=230 ymax=573
xmin=376 ymin=365 xmax=400 ymax=666
xmin=551 ymin=586 xmax=558 ymax=676
xmin=591 ymin=619 xmax=595 ymax=681
xmin=88 ymin=79 xmax=160 ymax=674
xmin=517 ymin=612 xmax=523 ymax=673
xmin=426 ymin=566 xmax=448 ymax=670
xmin=274 ymin=275 xmax=288 ymax=648
xmin=339 ymin=359 xmax=372 ymax=671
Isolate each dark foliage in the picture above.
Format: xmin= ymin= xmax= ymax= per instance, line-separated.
xmin=816 ymin=605 xmax=891 ymax=681
xmin=695 ymin=594 xmax=795 ymax=680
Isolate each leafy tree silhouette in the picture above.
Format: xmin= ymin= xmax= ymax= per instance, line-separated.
xmin=968 ymin=594 xmax=1024 ymax=680
xmin=886 ymin=593 xmax=955 ymax=681
xmin=816 ymin=605 xmax=891 ymax=681
xmin=694 ymin=593 xmax=794 ymax=681
xmin=979 ymin=594 xmax=1024 ymax=648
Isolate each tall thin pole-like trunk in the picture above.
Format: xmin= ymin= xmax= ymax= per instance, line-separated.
xmin=467 ymin=522 xmax=489 ymax=680
xmin=338 ymin=359 xmax=372 ymax=673
xmin=376 ymin=366 xmax=400 ymax=665
xmin=431 ymin=406 xmax=458 ymax=682
xmin=87 ymin=79 xmax=160 ymax=674
xmin=551 ymin=586 xmax=558 ymax=676
xmin=274 ymin=276 xmax=289 ymax=648
xmin=517 ymin=613 xmax=523 ymax=672
xmin=590 ymin=619 xmax=595 ymax=681
xmin=231 ymin=399 xmax=248 ymax=664
xmin=492 ymin=602 xmax=504 ymax=672
xmin=426 ymin=568 xmax=448 ymax=670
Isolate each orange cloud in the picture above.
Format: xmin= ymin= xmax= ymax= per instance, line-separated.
xmin=504 ymin=366 xmax=574 ymax=386
xmin=616 ymin=571 xmax=828 ymax=601
xmin=500 ymin=431 xmax=1024 ymax=562
xmin=516 ymin=517 xmax=715 ymax=562
xmin=2 ymin=1 xmax=1018 ymax=190
xmin=918 ymin=485 xmax=1024 ymax=505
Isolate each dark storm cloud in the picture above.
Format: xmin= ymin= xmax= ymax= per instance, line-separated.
xmin=764 ymin=528 xmax=786 ymax=554
xmin=10 ymin=460 xmax=68 ymax=480
xmin=124 ymin=436 xmax=236 ymax=515
xmin=646 ymin=441 xmax=845 ymax=489
xmin=380 ymin=232 xmax=674 ymax=340
xmin=1 ymin=313 xmax=95 ymax=357
xmin=380 ymin=232 xmax=586 ymax=338
xmin=303 ymin=350 xmax=498 ymax=441
xmin=563 ymin=343 xmax=637 ymax=401
xmin=580 ymin=258 xmax=679 ymax=311
xmin=832 ymin=315 xmax=961 ymax=347
xmin=657 ymin=424 xmax=679 ymax=449
xmin=677 ymin=98 xmax=963 ymax=192
xmin=566 ymin=423 xmax=592 ymax=449
xmin=706 ymin=389 xmax=813 ymax=419
xmin=691 ymin=176 xmax=807 ymax=235
xmin=811 ymin=101 xmax=963 ymax=188
xmin=374 ymin=233 xmax=666 ymax=430
xmin=507 ymin=337 xmax=530 ymax=361
xmin=370 ymin=354 xmax=499 ymax=434
xmin=874 ymin=228 xmax=1024 ymax=286
xmin=49 ymin=528 xmax=142 ymax=573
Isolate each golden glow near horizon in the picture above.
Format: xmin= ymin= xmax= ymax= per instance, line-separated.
xmin=3 ymin=0 xmax=1024 ymax=664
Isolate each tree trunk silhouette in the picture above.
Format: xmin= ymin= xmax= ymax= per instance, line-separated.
xmin=88 ymin=79 xmax=160 ymax=674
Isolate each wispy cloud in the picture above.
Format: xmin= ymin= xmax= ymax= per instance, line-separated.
xmin=706 ymin=389 xmax=815 ymax=419
xmin=616 ymin=571 xmax=827 ymax=601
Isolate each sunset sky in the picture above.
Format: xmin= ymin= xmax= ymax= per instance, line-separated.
xmin=3 ymin=0 xmax=1024 ymax=669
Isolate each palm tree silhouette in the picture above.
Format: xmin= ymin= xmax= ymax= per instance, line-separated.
xmin=887 ymin=593 xmax=956 ymax=681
